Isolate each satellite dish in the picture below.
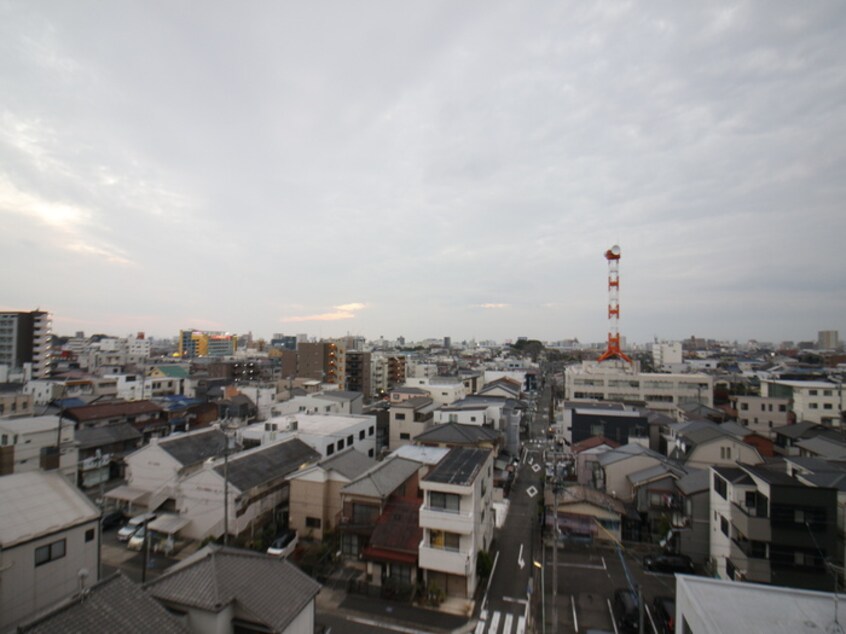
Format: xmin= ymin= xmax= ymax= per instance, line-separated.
xmin=610 ymin=245 xmax=621 ymax=256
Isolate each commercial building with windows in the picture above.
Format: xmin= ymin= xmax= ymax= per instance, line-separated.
xmin=178 ymin=329 xmax=238 ymax=358
xmin=0 ymin=310 xmax=51 ymax=379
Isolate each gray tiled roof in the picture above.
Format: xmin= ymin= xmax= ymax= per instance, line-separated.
xmin=158 ymin=428 xmax=227 ymax=466
xmin=19 ymin=572 xmax=189 ymax=634
xmin=215 ymin=438 xmax=320 ymax=492
xmin=342 ymin=456 xmax=422 ymax=499
xmin=676 ymin=469 xmax=710 ymax=495
xmin=319 ymin=448 xmax=376 ymax=480
xmin=146 ymin=546 xmax=320 ymax=633
xmin=76 ymin=422 xmax=142 ymax=450
xmin=414 ymin=422 xmax=501 ymax=445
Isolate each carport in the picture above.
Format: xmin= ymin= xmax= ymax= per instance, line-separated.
xmin=147 ymin=514 xmax=190 ymax=555
xmin=103 ymin=485 xmax=149 ymax=512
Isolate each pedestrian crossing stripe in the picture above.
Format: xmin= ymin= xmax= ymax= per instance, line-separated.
xmin=475 ymin=610 xmax=527 ymax=634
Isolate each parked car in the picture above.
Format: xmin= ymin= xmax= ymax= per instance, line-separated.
xmin=642 ymin=553 xmax=694 ymax=574
xmin=127 ymin=526 xmax=147 ymax=551
xmin=100 ymin=510 xmax=126 ymax=531
xmin=652 ymin=596 xmax=676 ymax=634
xmin=612 ymin=588 xmax=639 ymax=633
xmin=266 ymin=530 xmax=298 ymax=558
xmin=117 ymin=512 xmax=156 ymax=542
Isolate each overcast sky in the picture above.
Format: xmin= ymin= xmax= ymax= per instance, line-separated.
xmin=1 ymin=1 xmax=844 ymax=345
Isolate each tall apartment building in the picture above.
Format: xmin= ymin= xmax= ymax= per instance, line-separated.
xmin=0 ymin=310 xmax=51 ymax=379
xmin=345 ymin=350 xmax=372 ymax=398
xmin=298 ymin=342 xmax=341 ymax=384
xmin=818 ymin=330 xmax=840 ymax=350
xmin=178 ymin=329 xmax=237 ymax=358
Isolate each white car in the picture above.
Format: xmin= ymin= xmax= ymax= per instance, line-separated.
xmin=127 ymin=526 xmax=147 ymax=551
xmin=266 ymin=530 xmax=298 ymax=558
xmin=117 ymin=513 xmax=156 ymax=542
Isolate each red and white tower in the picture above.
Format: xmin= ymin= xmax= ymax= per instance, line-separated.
xmin=597 ymin=245 xmax=633 ymax=364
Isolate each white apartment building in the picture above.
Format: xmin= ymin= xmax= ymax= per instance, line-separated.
xmin=0 ymin=311 xmax=51 ymax=379
xmin=565 ymin=361 xmax=713 ymax=416
xmin=241 ymin=412 xmax=378 ymax=459
xmin=762 ymin=380 xmax=844 ymax=427
xmin=732 ymin=395 xmax=791 ymax=437
xmin=0 ymin=415 xmax=77 ymax=483
xmin=403 ymin=376 xmax=467 ymax=407
xmin=651 ymin=341 xmax=683 ymax=369
xmin=419 ymin=447 xmax=494 ymax=602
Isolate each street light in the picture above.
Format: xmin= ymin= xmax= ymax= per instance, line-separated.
xmin=533 ymin=559 xmax=545 ymax=634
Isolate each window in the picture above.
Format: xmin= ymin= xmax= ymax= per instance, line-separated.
xmin=824 ymin=403 xmax=833 ymax=410
xmin=395 ymin=413 xmax=406 ymax=420
xmin=352 ymin=504 xmax=378 ymax=525
xmin=720 ymin=447 xmax=732 ymax=460
xmin=779 ymin=404 xmax=787 ymax=412
xmin=359 ymin=430 xmax=365 ymax=440
xmin=368 ymin=448 xmax=374 ymax=457
xmin=740 ymin=403 xmax=749 ymax=411
xmin=368 ymin=426 xmax=374 ymax=436
xmin=337 ymin=439 xmax=344 ymax=450
xmin=714 ymin=475 xmax=727 ymax=499
xmin=326 ymin=444 xmax=335 ymax=456
xmin=809 ymin=403 xmax=818 ymax=409
xmin=760 ymin=404 xmax=766 ymax=412
xmin=1 ymin=434 xmax=6 ymax=445
xmin=341 ymin=533 xmax=359 ymax=556
xmin=429 ymin=530 xmax=460 ymax=551
xmin=720 ymin=516 xmax=729 ymax=537
xmin=35 ymin=539 xmax=66 ymax=566
xmin=347 ymin=435 xmax=354 ymax=446
xmin=399 ymin=433 xmax=410 ymax=440
xmin=85 ymin=528 xmax=95 ymax=543
xmin=824 ymin=390 xmax=833 ymax=397
xmin=430 ymin=491 xmax=460 ymax=513
xmin=306 ymin=517 xmax=322 ymax=529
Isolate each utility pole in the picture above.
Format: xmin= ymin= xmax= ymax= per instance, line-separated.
xmin=223 ymin=436 xmax=230 ymax=546
xmin=552 ymin=484 xmax=559 ymax=632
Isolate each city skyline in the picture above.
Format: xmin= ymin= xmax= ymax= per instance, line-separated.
xmin=2 ymin=3 xmax=845 ymax=343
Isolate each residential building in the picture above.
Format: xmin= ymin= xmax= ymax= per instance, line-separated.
xmin=297 ymin=341 xmax=341 ymax=384
xmin=389 ymin=397 xmax=437 ymax=450
xmin=0 ymin=388 xmax=34 ymax=418
xmin=0 ymin=471 xmax=100 ymax=632
xmin=0 ymin=415 xmax=77 ymax=483
xmin=403 ymin=376 xmax=467 ymax=407
xmin=596 ymin=443 xmax=676 ymax=501
xmin=763 ymin=379 xmax=845 ymax=427
xmin=0 ymin=310 xmax=51 ymax=379
xmin=146 ymin=545 xmax=321 ymax=634
xmin=674 ymin=469 xmax=711 ymax=565
xmin=710 ymin=463 xmax=837 ymax=590
xmin=17 ymin=572 xmax=188 ymax=634
xmin=241 ymin=412 xmax=378 ymax=459
xmin=178 ymin=329 xmax=238 ymax=358
xmin=669 ymin=423 xmax=764 ymax=470
xmin=652 ymin=341 xmax=683 ymax=370
xmin=75 ymin=423 xmax=142 ymax=488
xmin=572 ymin=436 xmax=619 ymax=487
xmin=287 ymin=449 xmax=375 ymax=541
xmin=419 ymin=447 xmax=494 ymax=603
xmin=414 ymin=422 xmax=502 ymax=453
xmin=732 ymin=395 xmax=791 ymax=437
xmin=64 ymin=400 xmax=167 ymax=442
xmin=818 ymin=330 xmax=840 ymax=351
xmin=568 ymin=407 xmax=649 ymax=447
xmin=546 ymin=484 xmax=627 ymax=544
xmin=345 ymin=350 xmax=372 ymax=399
xmin=772 ymin=421 xmax=839 ymax=457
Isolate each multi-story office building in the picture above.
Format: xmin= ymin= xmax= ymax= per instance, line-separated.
xmin=178 ymin=329 xmax=238 ymax=358
xmin=0 ymin=310 xmax=51 ymax=379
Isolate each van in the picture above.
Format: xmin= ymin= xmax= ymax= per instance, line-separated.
xmin=117 ymin=512 xmax=156 ymax=542
xmin=612 ymin=588 xmax=639 ymax=633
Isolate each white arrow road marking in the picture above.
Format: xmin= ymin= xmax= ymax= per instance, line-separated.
xmin=517 ymin=543 xmax=525 ymax=570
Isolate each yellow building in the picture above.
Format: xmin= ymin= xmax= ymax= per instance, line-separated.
xmin=178 ymin=330 xmax=238 ymax=358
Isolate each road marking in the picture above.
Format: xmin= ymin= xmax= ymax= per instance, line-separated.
xmin=518 ymin=543 xmax=525 ymax=569
xmin=503 ymin=613 xmax=513 ymax=633
xmin=526 ymin=485 xmax=538 ymax=498
xmin=607 ymin=598 xmax=618 ymax=634
xmin=572 ymin=594 xmax=579 ymax=632
xmin=516 ymin=615 xmax=526 ymax=634
xmin=531 ymin=463 xmax=541 ymax=473
xmin=347 ymin=616 xmax=431 ymax=634
xmin=645 ymin=604 xmax=658 ymax=633
xmin=560 ymin=561 xmax=606 ymax=570
xmin=503 ymin=596 xmax=529 ymax=605
xmin=475 ymin=621 xmax=486 ymax=634
xmin=489 ymin=610 xmax=501 ymax=633
xmin=480 ymin=550 xmax=500 ymax=615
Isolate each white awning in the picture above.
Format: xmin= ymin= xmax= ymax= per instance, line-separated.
xmin=104 ymin=485 xmax=149 ymax=505
xmin=148 ymin=514 xmax=190 ymax=535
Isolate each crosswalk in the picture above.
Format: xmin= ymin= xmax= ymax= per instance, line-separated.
xmin=474 ymin=609 xmax=527 ymax=634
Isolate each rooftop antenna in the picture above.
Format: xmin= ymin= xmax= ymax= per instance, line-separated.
xmin=597 ymin=245 xmax=633 ymax=364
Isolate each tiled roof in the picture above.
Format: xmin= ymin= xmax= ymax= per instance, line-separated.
xmin=151 ymin=365 xmax=190 ymax=379
xmin=571 ymin=436 xmax=620 ymax=454
xmin=76 ymin=423 xmax=142 ymax=450
xmin=342 ymin=456 xmax=422 ymax=499
xmin=65 ymin=400 xmax=163 ymax=422
xmin=0 ymin=472 xmax=100 ymax=548
xmin=366 ymin=499 xmax=422 ymax=555
xmin=19 ymin=572 xmax=189 ymax=634
xmin=146 ymin=546 xmax=320 ymax=633
xmin=424 ymin=447 xmax=491 ymax=486
xmin=157 ymin=428 xmax=227 ymax=466
xmin=215 ymin=438 xmax=320 ymax=492
xmin=414 ymin=422 xmax=501 ymax=445
xmin=319 ymin=448 xmax=376 ymax=480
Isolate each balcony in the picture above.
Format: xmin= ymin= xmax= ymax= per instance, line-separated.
xmin=419 ymin=505 xmax=474 ymax=535
xmin=730 ymin=502 xmax=771 ymax=542
xmin=419 ymin=543 xmax=471 ymax=576
xmin=730 ymin=538 xmax=771 ymax=583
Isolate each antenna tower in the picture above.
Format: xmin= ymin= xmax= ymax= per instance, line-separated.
xmin=597 ymin=245 xmax=633 ymax=364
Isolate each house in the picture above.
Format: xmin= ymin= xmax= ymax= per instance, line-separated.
xmin=106 ymin=427 xmax=227 ymax=514
xmin=64 ymin=400 xmax=166 ymax=440
xmin=361 ymin=498 xmax=423 ymax=601
xmin=389 ymin=397 xmax=437 ymax=450
xmin=0 ymin=415 xmax=77 ymax=483
xmin=178 ymin=438 xmax=321 ymax=541
xmin=339 ymin=455 xmax=425 ymax=564
xmin=287 ymin=448 xmax=375 ymax=541
xmin=401 ymin=376 xmax=467 ymax=407
xmin=75 ymin=422 xmax=142 ymax=487
xmin=476 ymin=377 xmax=522 ymax=400
xmin=673 ymin=469 xmax=711 ymax=565
xmin=145 ymin=545 xmax=321 ymax=634
xmin=241 ymin=412 xmax=378 ymax=459
xmin=796 ymin=435 xmax=846 ymax=460
xmin=414 ymin=422 xmax=502 ymax=452
xmin=595 ymin=443 xmax=676 ymax=501
xmin=772 ymin=421 xmax=839 ymax=456
xmin=17 ymin=572 xmax=189 ymax=634
xmin=573 ymin=436 xmax=620 ymax=486
xmin=418 ymin=447 xmax=494 ymax=604
xmin=433 ymin=395 xmax=524 ymax=456
xmin=545 ymin=484 xmax=627 ymax=544
xmin=669 ymin=423 xmax=764 ymax=470
xmin=710 ymin=462 xmax=837 ymax=590
xmin=0 ymin=471 xmax=100 ymax=632
xmin=628 ymin=462 xmax=688 ymax=539
xmin=271 ymin=391 xmax=363 ymax=417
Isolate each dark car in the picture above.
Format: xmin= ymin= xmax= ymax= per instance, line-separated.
xmin=652 ymin=596 xmax=676 ymax=634
xmin=642 ymin=553 xmax=694 ymax=574
xmin=612 ymin=588 xmax=639 ymax=633
xmin=100 ymin=510 xmax=126 ymax=531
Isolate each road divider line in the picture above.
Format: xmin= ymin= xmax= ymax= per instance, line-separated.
xmin=572 ymin=594 xmax=579 ymax=632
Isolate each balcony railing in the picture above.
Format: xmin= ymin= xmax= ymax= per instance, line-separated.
xmin=419 ymin=544 xmax=471 ymax=576
xmin=419 ymin=505 xmax=474 ymax=535
xmin=730 ymin=502 xmax=771 ymax=542
xmin=729 ymin=538 xmax=771 ymax=583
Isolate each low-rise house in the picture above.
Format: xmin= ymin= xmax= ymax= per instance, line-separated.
xmin=178 ymin=438 xmax=321 ymax=541
xmin=596 ymin=443 xmax=676 ymax=501
xmin=546 ymin=484 xmax=627 ymax=544
xmin=287 ymin=449 xmax=375 ymax=542
xmin=419 ymin=447 xmax=494 ymax=604
xmin=17 ymin=572 xmax=189 ymax=634
xmin=241 ymin=412 xmax=378 ymax=459
xmin=0 ymin=387 xmax=33 ymax=418
xmin=476 ymin=377 xmax=522 ymax=400
xmin=64 ymin=400 xmax=166 ymax=440
xmin=414 ymin=422 xmax=502 ymax=452
xmin=772 ymin=421 xmax=838 ymax=456
xmin=361 ymin=498 xmax=423 ymax=601
xmin=402 ymin=376 xmax=467 ymax=407
xmin=146 ymin=545 xmax=321 ymax=634
xmin=0 ymin=415 xmax=77 ymax=483
xmin=796 ymin=435 xmax=846 ymax=460
xmin=674 ymin=469 xmax=711 ymax=565
xmin=670 ymin=424 xmax=764 ymax=470
xmin=628 ymin=462 xmax=688 ymax=539
xmin=572 ymin=436 xmax=619 ymax=486
xmin=75 ymin=422 xmax=142 ymax=488
xmin=0 ymin=471 xmax=100 ymax=632
xmin=389 ymin=397 xmax=437 ymax=450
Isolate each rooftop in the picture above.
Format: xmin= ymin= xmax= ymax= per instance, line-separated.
xmin=342 ymin=456 xmax=423 ymax=499
xmin=414 ymin=422 xmax=501 ymax=445
xmin=155 ymin=427 xmax=227 ymax=466
xmin=424 ymin=447 xmax=491 ymax=487
xmin=214 ymin=438 xmax=320 ymax=492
